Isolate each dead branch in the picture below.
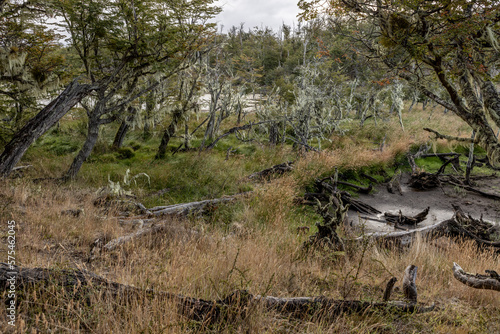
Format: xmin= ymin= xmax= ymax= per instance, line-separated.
xmin=423 ymin=128 xmax=476 ymax=143
xmin=383 ymin=277 xmax=397 ymax=302
xmin=303 ymin=193 xmax=347 ymax=252
xmin=403 ymin=265 xmax=418 ymax=303
xmin=248 ymin=161 xmax=294 ymax=180
xmin=452 ymin=263 xmax=500 ymax=292
xmin=0 ymin=264 xmax=435 ymax=323
xmin=147 ymin=193 xmax=249 ymax=217
xmin=304 ymin=191 xmax=380 ymax=216
xmin=354 ymin=219 xmax=452 ymax=246
xmin=205 ymin=121 xmax=271 ymax=151
xmin=384 ymin=207 xmax=430 ymax=226
xmin=355 ymin=206 xmax=500 ymax=251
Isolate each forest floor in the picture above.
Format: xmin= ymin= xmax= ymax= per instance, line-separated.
xmin=0 ymin=104 xmax=499 ymax=333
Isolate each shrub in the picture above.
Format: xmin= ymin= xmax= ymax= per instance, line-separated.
xmin=115 ymin=147 xmax=135 ymax=159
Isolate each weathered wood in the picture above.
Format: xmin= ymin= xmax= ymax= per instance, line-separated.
xmin=303 ymin=193 xmax=347 ymax=252
xmin=383 ymin=277 xmax=398 ymax=302
xmin=384 ymin=207 xmax=429 ymax=226
xmin=354 ymin=219 xmax=452 ymax=246
xmin=445 ymin=180 xmax=500 ymax=200
xmin=403 ymin=265 xmax=418 ymax=303
xmin=452 ymin=263 xmax=500 ymax=292
xmin=148 ymin=197 xmax=237 ymax=216
xmin=0 ymin=264 xmax=436 ymax=323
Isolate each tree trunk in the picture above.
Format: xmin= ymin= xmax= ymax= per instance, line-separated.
xmin=64 ymin=113 xmax=102 ymax=180
xmin=0 ymin=79 xmax=96 ymax=177
xmin=112 ymin=107 xmax=136 ymax=149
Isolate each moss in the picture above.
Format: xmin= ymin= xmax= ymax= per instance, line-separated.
xmin=115 ymin=147 xmax=135 ymax=159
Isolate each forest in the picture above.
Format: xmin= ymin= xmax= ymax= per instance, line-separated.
xmin=0 ymin=0 xmax=499 ymax=332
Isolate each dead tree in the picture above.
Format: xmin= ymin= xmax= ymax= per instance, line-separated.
xmin=384 ymin=207 xmax=430 ymax=226
xmin=452 ymin=263 xmax=500 ymax=292
xmin=303 ymin=193 xmax=348 ymax=252
xmin=0 ymin=263 xmax=435 ymax=324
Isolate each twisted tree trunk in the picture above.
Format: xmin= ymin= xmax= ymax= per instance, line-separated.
xmin=0 ymin=79 xmax=97 ymax=177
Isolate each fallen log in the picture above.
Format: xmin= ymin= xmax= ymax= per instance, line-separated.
xmin=337 ymin=181 xmax=373 ymax=194
xmin=353 ymin=219 xmax=452 ymax=246
xmin=148 ymin=197 xmax=237 ymax=216
xmin=101 ymin=223 xmax=201 ymax=252
xmin=248 ymin=161 xmax=294 ymax=180
xmin=0 ymin=264 xmax=435 ymax=324
xmin=452 ymin=263 xmax=500 ymax=292
xmin=384 ymin=207 xmax=430 ymax=226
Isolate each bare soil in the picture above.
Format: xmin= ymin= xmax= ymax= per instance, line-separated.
xmin=349 ymin=173 xmax=500 ymax=233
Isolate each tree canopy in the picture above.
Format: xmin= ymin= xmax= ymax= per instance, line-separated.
xmin=299 ymin=0 xmax=500 ymax=165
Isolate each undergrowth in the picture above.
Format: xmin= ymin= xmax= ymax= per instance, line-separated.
xmin=0 ymin=104 xmax=499 ymax=333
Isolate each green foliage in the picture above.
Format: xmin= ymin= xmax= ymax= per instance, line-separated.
xmin=115 ymin=147 xmax=135 ymax=160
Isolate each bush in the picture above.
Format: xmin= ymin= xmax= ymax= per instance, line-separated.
xmin=115 ymin=147 xmax=135 ymax=159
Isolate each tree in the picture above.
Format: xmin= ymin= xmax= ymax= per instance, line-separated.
xmin=50 ymin=0 xmax=220 ymax=179
xmin=0 ymin=0 xmax=88 ymax=177
xmin=299 ymin=0 xmax=500 ymax=166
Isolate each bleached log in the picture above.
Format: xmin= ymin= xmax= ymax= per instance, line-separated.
xmin=102 ymin=224 xmax=200 ymax=252
xmin=355 ymin=219 xmax=452 ymax=246
xmin=149 ymin=198 xmax=234 ymax=216
xmin=452 ymin=263 xmax=500 ymax=292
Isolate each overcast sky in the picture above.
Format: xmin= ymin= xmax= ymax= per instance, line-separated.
xmin=214 ymin=0 xmax=301 ymax=32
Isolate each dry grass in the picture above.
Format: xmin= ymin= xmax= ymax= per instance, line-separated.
xmin=0 ymin=176 xmax=499 ymax=333
xmin=1 ymin=105 xmax=499 ymax=333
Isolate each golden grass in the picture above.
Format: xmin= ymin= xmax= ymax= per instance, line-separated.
xmin=1 ymin=177 xmax=499 ymax=333
xmin=1 ymin=106 xmax=499 ymax=333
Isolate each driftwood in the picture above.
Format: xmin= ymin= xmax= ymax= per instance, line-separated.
xmin=445 ymin=180 xmax=500 ymax=200
xmin=248 ymin=161 xmax=294 ymax=180
xmin=0 ymin=264 xmax=435 ymax=324
xmin=384 ymin=207 xmax=430 ymax=226
xmin=147 ymin=197 xmax=238 ymax=217
xmin=354 ymin=219 xmax=452 ymax=246
xmin=452 ymin=263 xmax=500 ymax=292
xmin=304 ymin=192 xmax=380 ymax=216
xmin=407 ymin=152 xmax=459 ymax=190
xmin=355 ymin=206 xmax=500 ymax=250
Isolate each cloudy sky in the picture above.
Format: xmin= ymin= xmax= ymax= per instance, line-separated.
xmin=214 ymin=0 xmax=301 ymax=32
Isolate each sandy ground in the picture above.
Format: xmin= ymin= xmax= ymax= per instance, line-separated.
xmin=349 ymin=173 xmax=500 ymax=233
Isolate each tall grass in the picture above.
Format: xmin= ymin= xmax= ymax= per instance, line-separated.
xmin=1 ymin=104 xmax=498 ymax=332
